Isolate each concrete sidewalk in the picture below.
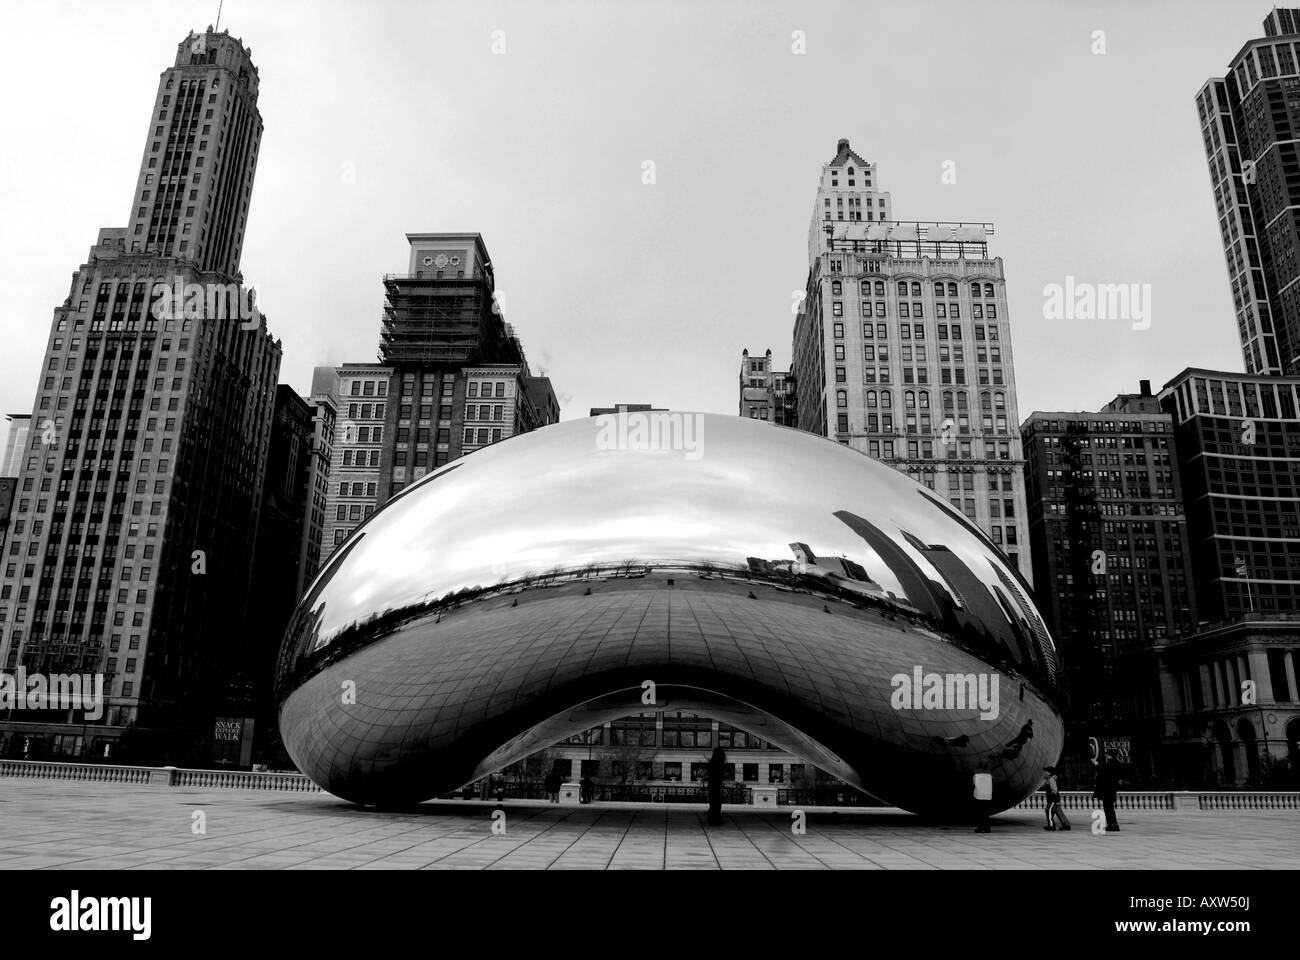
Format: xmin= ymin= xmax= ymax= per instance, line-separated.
xmin=0 ymin=779 xmax=1295 ymax=869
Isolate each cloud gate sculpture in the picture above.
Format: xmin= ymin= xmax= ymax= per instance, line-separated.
xmin=276 ymin=413 xmax=1064 ymax=818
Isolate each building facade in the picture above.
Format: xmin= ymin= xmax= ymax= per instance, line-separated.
xmin=739 ymin=349 xmax=796 ymax=425
xmin=2 ymin=416 xmax=31 ymax=477
xmin=0 ymin=27 xmax=281 ymax=764
xmin=1095 ymin=369 xmax=1300 ymax=785
xmin=1197 ymin=7 xmax=1300 ymax=375
xmin=317 ymin=234 xmax=560 ymax=564
xmin=1021 ymin=381 xmax=1198 ymax=782
xmin=315 ymin=363 xmax=391 ymax=561
xmin=1160 ymin=369 xmax=1300 ymax=620
xmin=789 ymin=139 xmax=1030 ymax=581
xmin=297 ymin=391 xmax=335 ymax=598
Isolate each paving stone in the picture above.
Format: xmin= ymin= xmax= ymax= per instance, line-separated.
xmin=2 ymin=779 xmax=1299 ymax=870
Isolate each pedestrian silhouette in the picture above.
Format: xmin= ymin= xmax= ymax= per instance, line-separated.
xmin=972 ymin=760 xmax=993 ymax=833
xmin=706 ymin=747 xmax=727 ymax=825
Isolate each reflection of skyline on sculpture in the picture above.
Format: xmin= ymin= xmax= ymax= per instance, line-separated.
xmin=282 ymin=415 xmax=1057 ymax=696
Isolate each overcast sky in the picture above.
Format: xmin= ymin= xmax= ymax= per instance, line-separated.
xmin=0 ymin=0 xmax=1262 ymax=451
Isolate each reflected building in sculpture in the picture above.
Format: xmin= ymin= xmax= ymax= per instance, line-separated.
xmin=277 ymin=413 xmax=1063 ymax=817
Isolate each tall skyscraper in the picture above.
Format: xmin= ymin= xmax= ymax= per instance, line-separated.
xmin=1021 ymin=382 xmax=1198 ymax=777
xmin=790 ymin=139 xmax=1030 ymax=580
xmin=317 ymin=234 xmax=560 ymax=563
xmin=0 ymin=27 xmax=281 ymax=764
xmin=1197 ymin=7 xmax=1300 ymax=375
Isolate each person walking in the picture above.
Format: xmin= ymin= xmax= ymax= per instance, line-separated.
xmin=973 ymin=760 xmax=993 ymax=833
xmin=1093 ymin=751 xmax=1122 ymax=832
xmin=579 ymin=773 xmax=594 ymax=804
xmin=706 ymin=746 xmax=727 ymax=826
xmin=544 ymin=765 xmax=562 ymax=804
xmin=1042 ymin=765 xmax=1070 ymax=830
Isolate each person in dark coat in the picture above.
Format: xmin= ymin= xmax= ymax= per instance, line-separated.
xmin=706 ymin=747 xmax=727 ymax=825
xmin=1093 ymin=751 xmax=1122 ymax=832
xmin=544 ymin=765 xmax=562 ymax=803
xmin=972 ymin=759 xmax=993 ymax=833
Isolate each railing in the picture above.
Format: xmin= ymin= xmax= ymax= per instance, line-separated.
xmin=1196 ymin=792 xmax=1300 ymax=810
xmin=0 ymin=759 xmax=319 ymax=791
xmin=777 ymin=786 xmax=887 ymax=807
xmin=485 ymin=781 xmax=549 ymax=801
xmin=0 ymin=759 xmax=158 ymax=785
xmin=1015 ymin=791 xmax=1175 ymax=811
xmin=171 ymin=768 xmax=321 ymax=792
xmin=1014 ymin=791 xmax=1300 ymax=811
xmin=4 ymin=763 xmax=1299 ymax=811
xmin=592 ymin=783 xmax=751 ymax=804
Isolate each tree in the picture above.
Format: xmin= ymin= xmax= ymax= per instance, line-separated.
xmin=600 ymin=735 xmax=653 ymax=799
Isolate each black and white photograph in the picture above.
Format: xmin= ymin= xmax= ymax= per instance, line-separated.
xmin=0 ymin=0 xmax=1292 ymax=943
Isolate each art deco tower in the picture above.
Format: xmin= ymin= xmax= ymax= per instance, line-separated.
xmin=0 ymin=27 xmax=281 ymax=764
xmin=790 ymin=139 xmax=1031 ymax=582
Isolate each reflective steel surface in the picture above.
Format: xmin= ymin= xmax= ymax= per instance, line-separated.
xmin=277 ymin=413 xmax=1064 ymax=815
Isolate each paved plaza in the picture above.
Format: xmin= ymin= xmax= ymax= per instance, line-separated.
xmin=0 ymin=778 xmax=1296 ymax=869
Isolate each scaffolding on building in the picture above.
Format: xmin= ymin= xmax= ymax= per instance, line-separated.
xmin=377 ymin=273 xmax=523 ymax=369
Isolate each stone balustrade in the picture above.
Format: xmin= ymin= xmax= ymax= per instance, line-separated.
xmin=0 ymin=759 xmax=319 ymax=792
xmin=2 ymin=761 xmax=1298 ymax=810
xmin=1013 ymin=790 xmax=1300 ymax=811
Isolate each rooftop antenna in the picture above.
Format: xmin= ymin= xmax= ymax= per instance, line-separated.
xmin=215 ymin=0 xmax=223 ymax=31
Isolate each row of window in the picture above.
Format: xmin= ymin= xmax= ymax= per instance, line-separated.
xmin=467 ymin=381 xmax=507 ymax=398
xmin=335 ymin=504 xmax=375 ymax=522
xmin=854 ymin=435 xmax=1015 ymax=461
xmin=838 ymin=366 xmax=1004 ymax=386
xmin=832 ymin=280 xmax=998 ymax=299
xmin=341 ymin=449 xmax=379 ymax=467
xmin=839 ymin=321 xmax=1001 ymax=342
xmin=833 ymin=300 xmax=997 ymax=321
xmin=338 ymin=482 xmax=377 ymax=498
